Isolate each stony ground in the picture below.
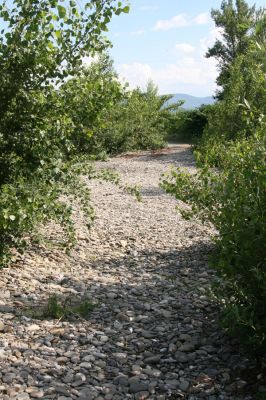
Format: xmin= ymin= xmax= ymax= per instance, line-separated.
xmin=0 ymin=145 xmax=257 ymax=400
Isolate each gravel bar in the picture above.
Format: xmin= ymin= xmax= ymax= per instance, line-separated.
xmin=0 ymin=145 xmax=257 ymax=400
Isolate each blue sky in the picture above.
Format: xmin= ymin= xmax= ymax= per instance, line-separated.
xmin=106 ymin=0 xmax=265 ymax=96
xmin=1 ymin=1 xmax=264 ymax=97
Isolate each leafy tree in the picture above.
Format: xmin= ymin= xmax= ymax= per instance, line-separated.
xmin=166 ymin=105 xmax=213 ymax=143
xmin=100 ymin=81 xmax=182 ymax=153
xmin=162 ymin=3 xmax=266 ymax=354
xmin=200 ymin=18 xmax=266 ymax=166
xmin=60 ymin=53 xmax=125 ymax=155
xmin=206 ymin=0 xmax=256 ymax=97
xmin=0 ymin=0 xmax=129 ymax=265
xmin=0 ymin=0 xmax=129 ymax=181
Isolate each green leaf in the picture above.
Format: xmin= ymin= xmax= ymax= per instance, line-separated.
xmin=55 ymin=30 xmax=62 ymax=39
xmin=122 ymin=5 xmax=130 ymax=13
xmin=57 ymin=5 xmax=66 ymax=19
xmin=244 ymin=98 xmax=251 ymax=110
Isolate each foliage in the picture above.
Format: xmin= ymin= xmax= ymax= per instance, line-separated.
xmin=99 ymin=81 xmax=182 ymax=153
xmin=166 ymin=105 xmax=213 ymax=143
xmin=206 ymin=0 xmax=256 ymax=98
xmin=60 ymin=53 xmax=125 ymax=156
xmin=62 ymin=74 xmax=182 ymax=154
xmin=199 ymin=30 xmax=266 ymax=167
xmin=0 ymin=0 xmax=129 ymax=266
xmin=161 ymin=131 xmax=266 ymax=352
xmin=43 ymin=294 xmax=95 ymax=319
xmin=0 ymin=0 xmax=129 ymax=182
xmin=161 ymin=2 xmax=266 ymax=353
xmin=0 ymin=157 xmax=96 ymax=265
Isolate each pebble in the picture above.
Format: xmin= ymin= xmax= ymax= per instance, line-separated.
xmin=0 ymin=145 xmax=256 ymax=400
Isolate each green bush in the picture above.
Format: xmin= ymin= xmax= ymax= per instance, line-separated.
xmin=161 ymin=133 xmax=266 ymax=352
xmin=166 ymin=105 xmax=213 ymax=144
xmin=100 ymin=81 xmax=181 ymax=153
xmin=61 ymin=77 xmax=182 ymax=155
xmin=161 ymin=2 xmax=266 ymax=353
xmin=0 ymin=0 xmax=129 ymax=266
xmin=60 ymin=54 xmax=125 ymax=156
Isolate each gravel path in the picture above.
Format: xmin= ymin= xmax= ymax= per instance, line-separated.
xmin=0 ymin=145 xmax=256 ymax=400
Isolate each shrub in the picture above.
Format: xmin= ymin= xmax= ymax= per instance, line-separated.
xmin=100 ymin=81 xmax=181 ymax=153
xmin=161 ymin=5 xmax=266 ymax=352
xmin=166 ymin=105 xmax=213 ymax=144
xmin=0 ymin=0 xmax=129 ymax=265
xmin=161 ymin=132 xmax=266 ymax=352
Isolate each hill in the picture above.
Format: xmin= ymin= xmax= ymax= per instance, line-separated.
xmin=167 ymin=93 xmax=215 ymax=109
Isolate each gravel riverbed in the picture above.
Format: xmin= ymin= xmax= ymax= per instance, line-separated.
xmin=0 ymin=145 xmax=258 ymax=400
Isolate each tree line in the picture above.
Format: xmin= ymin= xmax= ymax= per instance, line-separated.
xmin=162 ymin=0 xmax=266 ymax=354
xmin=0 ymin=0 xmax=181 ymax=266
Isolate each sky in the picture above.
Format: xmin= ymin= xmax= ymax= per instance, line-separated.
xmin=106 ymin=0 xmax=265 ymax=96
xmin=1 ymin=0 xmax=265 ymax=97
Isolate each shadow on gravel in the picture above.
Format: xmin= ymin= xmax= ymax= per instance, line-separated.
xmin=135 ymin=148 xmax=196 ymax=169
xmin=0 ymin=242 xmax=258 ymax=399
xmin=139 ymin=187 xmax=165 ymax=198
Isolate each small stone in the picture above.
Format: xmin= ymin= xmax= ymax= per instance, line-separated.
xmin=141 ymin=330 xmax=155 ymax=339
xmin=95 ymin=360 xmax=106 ymax=368
xmin=106 ymin=292 xmax=117 ymax=300
xmin=16 ymin=393 xmax=30 ymax=400
xmin=55 ymin=385 xmax=70 ymax=396
xmin=179 ymin=381 xmax=190 ymax=392
xmin=28 ymin=389 xmax=44 ymax=398
xmin=174 ymin=351 xmax=189 ymax=363
xmin=132 ymin=365 xmax=142 ymax=375
xmin=0 ymin=321 xmax=5 ymax=332
xmin=129 ymin=381 xmax=149 ymax=393
xmin=144 ymin=355 xmax=161 ymax=365
xmin=114 ymin=375 xmax=129 ymax=386
xmin=235 ymin=380 xmax=247 ymax=390
xmin=78 ymin=387 xmax=98 ymax=400
xmin=72 ymin=373 xmax=86 ymax=387
xmin=79 ymin=362 xmax=91 ymax=369
xmin=114 ymin=320 xmax=123 ymax=330
xmin=168 ymin=343 xmax=177 ymax=353
xmin=3 ymin=373 xmax=16 ymax=384
xmin=165 ymin=379 xmax=179 ymax=389
xmin=161 ymin=310 xmax=172 ymax=318
xmin=113 ymin=352 xmax=127 ymax=362
xmin=178 ymin=342 xmax=195 ymax=352
xmin=135 ymin=391 xmax=150 ymax=400
xmin=57 ymin=356 xmax=68 ymax=364
xmin=26 ymin=324 xmax=40 ymax=332
xmin=50 ymin=328 xmax=65 ymax=335
xmin=179 ymin=334 xmax=192 ymax=341
xmin=100 ymin=335 xmax=109 ymax=342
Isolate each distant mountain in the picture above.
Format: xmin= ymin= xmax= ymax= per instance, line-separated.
xmin=166 ymin=93 xmax=215 ymax=109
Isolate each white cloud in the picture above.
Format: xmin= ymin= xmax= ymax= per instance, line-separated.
xmin=117 ymin=56 xmax=218 ymax=96
xmin=193 ymin=12 xmax=210 ymax=25
xmin=175 ymin=43 xmax=195 ymax=54
xmin=200 ymin=27 xmax=224 ymax=53
xmin=153 ymin=13 xmax=189 ymax=31
xmin=130 ymin=29 xmax=145 ymax=36
xmin=153 ymin=12 xmax=210 ymax=31
xmin=116 ymin=24 xmax=223 ymax=96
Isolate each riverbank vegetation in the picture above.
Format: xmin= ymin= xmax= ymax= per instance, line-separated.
xmin=0 ymin=0 xmax=181 ymax=266
xmin=162 ymin=0 xmax=266 ymax=354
